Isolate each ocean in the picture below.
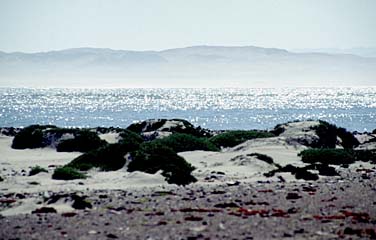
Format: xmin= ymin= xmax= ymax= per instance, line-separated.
xmin=0 ymin=87 xmax=375 ymax=132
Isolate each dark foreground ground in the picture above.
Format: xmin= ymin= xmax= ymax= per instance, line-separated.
xmin=1 ymin=170 xmax=376 ymax=240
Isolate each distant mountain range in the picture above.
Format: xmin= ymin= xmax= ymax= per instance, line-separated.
xmin=292 ymin=47 xmax=376 ymax=58
xmin=0 ymin=46 xmax=375 ymax=87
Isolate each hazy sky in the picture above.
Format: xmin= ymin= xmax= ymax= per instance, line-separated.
xmin=1 ymin=0 xmax=375 ymax=52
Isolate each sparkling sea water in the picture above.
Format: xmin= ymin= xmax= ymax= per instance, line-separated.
xmin=0 ymin=87 xmax=375 ymax=132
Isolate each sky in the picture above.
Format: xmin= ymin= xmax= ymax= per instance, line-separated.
xmin=0 ymin=0 xmax=375 ymax=53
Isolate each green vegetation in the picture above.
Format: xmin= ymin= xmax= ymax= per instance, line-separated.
xmin=353 ymin=149 xmax=376 ymax=163
xmin=52 ymin=166 xmax=86 ymax=180
xmin=153 ymin=133 xmax=219 ymax=152
xmin=311 ymin=121 xmax=338 ymax=148
xmin=299 ymin=149 xmax=354 ymax=165
xmin=270 ymin=124 xmax=286 ymax=136
xmin=311 ymin=121 xmax=359 ymax=149
xmin=128 ymin=142 xmax=197 ymax=185
xmin=336 ymin=127 xmax=360 ymax=149
xmin=66 ymin=130 xmax=144 ymax=171
xmin=56 ymin=130 xmax=107 ymax=152
xmin=118 ymin=130 xmax=144 ymax=146
xmin=209 ymin=130 xmax=274 ymax=148
xmin=29 ymin=166 xmax=48 ymax=176
xmin=299 ymin=148 xmax=376 ymax=165
xmin=67 ymin=144 xmax=129 ymax=171
xmin=11 ymin=125 xmax=56 ymax=149
xmin=11 ymin=125 xmax=109 ymax=152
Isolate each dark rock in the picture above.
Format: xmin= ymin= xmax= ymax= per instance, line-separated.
xmin=127 ymin=119 xmax=210 ymax=137
xmin=286 ymin=193 xmax=302 ymax=200
xmin=226 ymin=181 xmax=240 ymax=186
xmin=294 ymin=168 xmax=319 ymax=181
xmin=106 ymin=233 xmax=118 ymax=239
xmin=184 ymin=216 xmax=204 ymax=221
xmin=294 ymin=229 xmax=305 ymax=234
xmin=214 ymin=202 xmax=240 ymax=208
xmin=61 ymin=212 xmax=77 ymax=217
xmin=72 ymin=195 xmax=92 ymax=209
xmin=32 ymin=207 xmax=57 ymax=214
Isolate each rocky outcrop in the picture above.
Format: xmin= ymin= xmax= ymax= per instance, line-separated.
xmin=127 ymin=119 xmax=212 ymax=140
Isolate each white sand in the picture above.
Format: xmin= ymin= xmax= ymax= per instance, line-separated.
xmin=1 ymin=121 xmax=369 ymax=216
xmin=0 ymin=135 xmax=167 ymax=215
xmin=180 ymin=137 xmax=307 ymax=183
xmin=98 ymin=132 xmax=120 ymax=144
xmin=0 ymin=121 xmax=317 ymax=195
xmin=0 ymin=135 xmax=166 ymax=192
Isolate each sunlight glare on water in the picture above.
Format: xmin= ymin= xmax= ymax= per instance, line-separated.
xmin=0 ymin=87 xmax=375 ymax=131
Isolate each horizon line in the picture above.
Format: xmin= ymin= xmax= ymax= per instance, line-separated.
xmin=1 ymin=44 xmax=376 ymax=55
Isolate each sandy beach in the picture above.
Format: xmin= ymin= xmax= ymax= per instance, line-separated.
xmin=1 ymin=120 xmax=376 ymax=239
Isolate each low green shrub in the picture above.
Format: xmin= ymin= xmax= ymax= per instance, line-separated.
xmin=311 ymin=121 xmax=359 ymax=149
xmin=154 ymin=133 xmax=219 ymax=152
xmin=56 ymin=130 xmax=107 ymax=152
xmin=67 ymin=141 xmax=139 ymax=171
xmin=311 ymin=121 xmax=338 ymax=148
xmin=353 ymin=150 xmax=376 ymax=163
xmin=29 ymin=166 xmax=48 ymax=176
xmin=118 ymin=130 xmax=144 ymax=146
xmin=52 ymin=166 xmax=86 ymax=180
xmin=270 ymin=124 xmax=285 ymax=136
xmin=66 ymin=131 xmax=143 ymax=171
xmin=336 ymin=127 xmax=359 ymax=149
xmin=128 ymin=142 xmax=197 ymax=185
xmin=298 ymin=149 xmax=354 ymax=165
xmin=11 ymin=125 xmax=56 ymax=149
xmin=209 ymin=130 xmax=274 ymax=148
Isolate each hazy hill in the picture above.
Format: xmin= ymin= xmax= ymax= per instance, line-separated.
xmin=292 ymin=47 xmax=376 ymax=58
xmin=0 ymin=46 xmax=375 ymax=87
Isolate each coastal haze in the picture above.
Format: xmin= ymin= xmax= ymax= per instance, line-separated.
xmin=1 ymin=46 xmax=376 ymax=88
